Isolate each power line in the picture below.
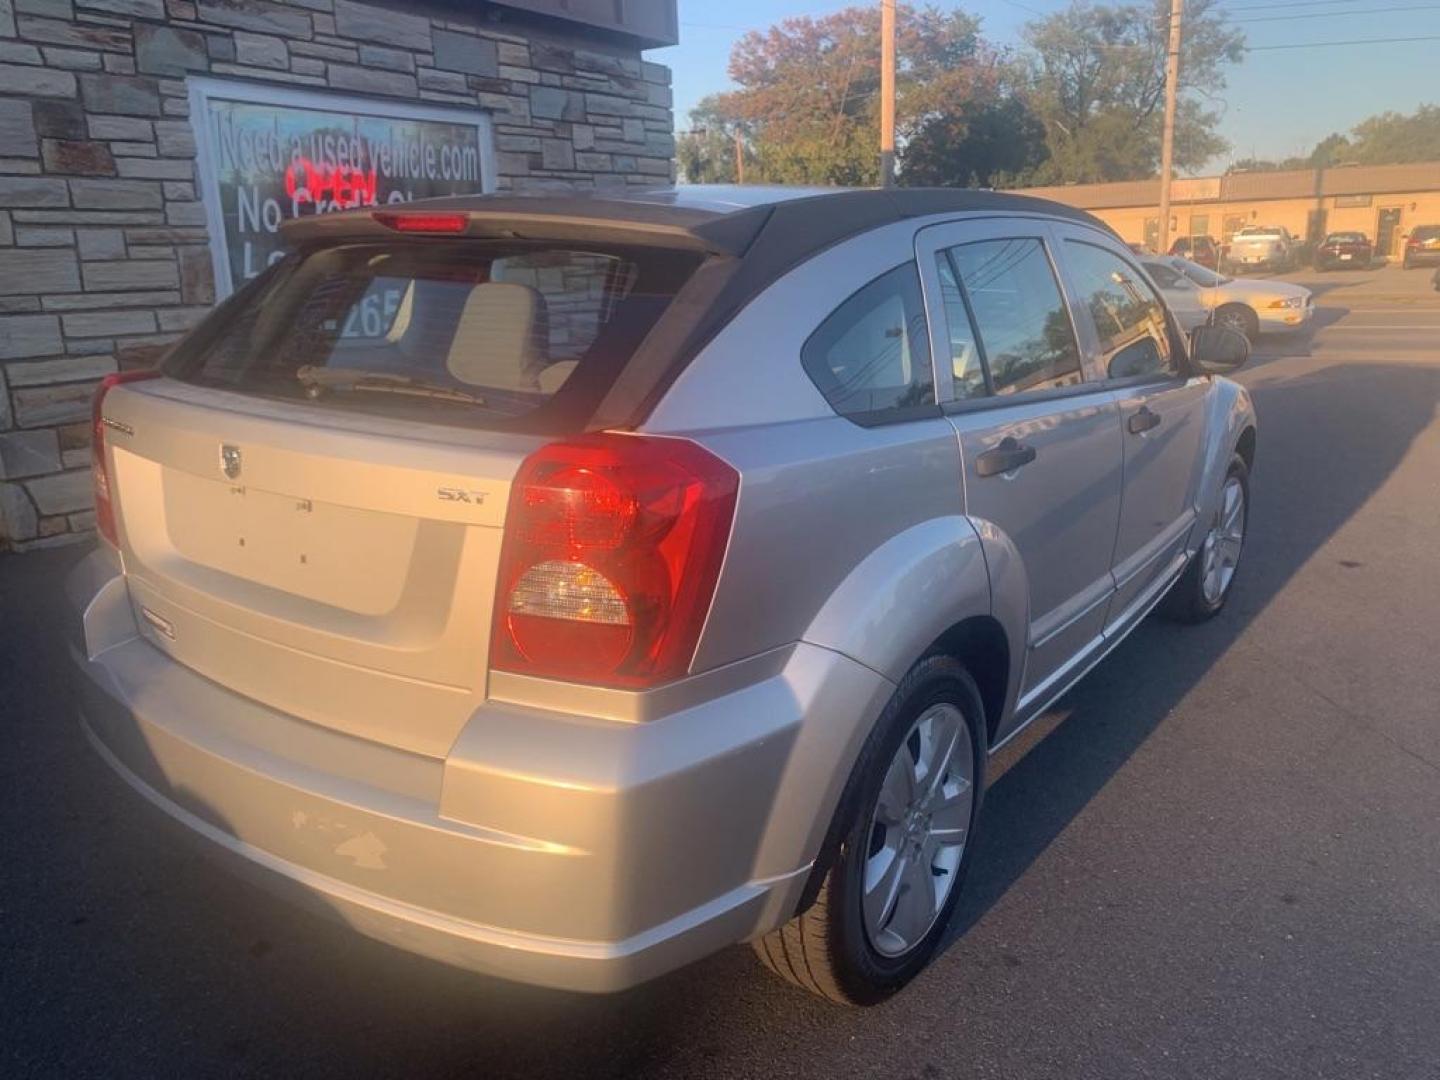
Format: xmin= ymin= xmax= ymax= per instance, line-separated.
xmin=1215 ymin=0 xmax=1370 ymax=11
xmin=1228 ymin=2 xmax=1440 ymax=22
xmin=1245 ymin=33 xmax=1440 ymax=49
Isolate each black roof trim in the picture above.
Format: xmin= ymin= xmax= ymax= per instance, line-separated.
xmin=282 ymin=187 xmax=1114 ymax=262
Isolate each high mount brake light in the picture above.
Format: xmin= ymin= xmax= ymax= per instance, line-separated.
xmin=491 ymin=434 xmax=739 ymax=689
xmin=373 ymin=212 xmax=468 ymax=234
xmin=91 ymin=369 xmax=161 ymax=547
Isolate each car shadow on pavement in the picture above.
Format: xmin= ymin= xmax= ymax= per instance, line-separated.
xmin=1247 ymin=306 xmax=1349 ymax=363
xmin=6 ymin=360 xmax=1439 ymax=1080
xmin=942 ymin=359 xmax=1440 ymax=952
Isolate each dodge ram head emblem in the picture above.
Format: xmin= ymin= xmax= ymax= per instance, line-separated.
xmin=220 ymin=444 xmax=242 ymax=480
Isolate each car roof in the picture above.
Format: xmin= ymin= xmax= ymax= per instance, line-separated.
xmin=285 ymin=185 xmax=1114 ymax=262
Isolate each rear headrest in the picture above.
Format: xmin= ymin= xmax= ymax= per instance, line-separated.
xmin=446 ymin=281 xmax=549 ymax=390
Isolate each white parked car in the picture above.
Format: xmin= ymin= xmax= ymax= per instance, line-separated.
xmin=1142 ymin=255 xmax=1313 ymax=339
xmin=1224 ymin=226 xmax=1299 ymax=273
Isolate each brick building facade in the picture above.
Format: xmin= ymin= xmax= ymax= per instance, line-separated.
xmin=0 ymin=0 xmax=677 ymax=550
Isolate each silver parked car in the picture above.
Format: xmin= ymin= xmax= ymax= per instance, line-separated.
xmin=1141 ymin=254 xmax=1314 ymax=339
xmin=70 ymin=187 xmax=1256 ymax=1006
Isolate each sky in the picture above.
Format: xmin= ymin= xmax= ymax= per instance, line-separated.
xmin=648 ymin=0 xmax=1440 ymax=174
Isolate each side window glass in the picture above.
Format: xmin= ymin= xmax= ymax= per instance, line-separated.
xmin=801 ymin=262 xmax=935 ymax=421
xmin=949 ymin=238 xmax=1082 ymax=396
xmin=1144 ymin=262 xmax=1185 ymax=290
xmin=934 ymin=254 xmax=987 ymax=401
xmin=1063 ymin=241 xmax=1176 ymax=381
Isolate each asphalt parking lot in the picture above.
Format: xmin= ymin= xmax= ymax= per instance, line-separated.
xmin=3 ymin=262 xmax=1439 ymax=1080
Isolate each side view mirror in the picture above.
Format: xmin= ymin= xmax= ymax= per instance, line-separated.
xmin=1189 ymin=324 xmax=1250 ymax=373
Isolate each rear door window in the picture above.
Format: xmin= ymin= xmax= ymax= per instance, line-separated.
xmin=946 ymin=238 xmax=1083 ymax=396
xmin=933 ymin=254 xmax=987 ymax=401
xmin=164 ymin=242 xmax=700 ymax=432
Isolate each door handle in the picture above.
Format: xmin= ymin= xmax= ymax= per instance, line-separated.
xmin=1128 ymin=406 xmax=1161 ymax=435
xmin=975 ymin=437 xmax=1037 ymax=478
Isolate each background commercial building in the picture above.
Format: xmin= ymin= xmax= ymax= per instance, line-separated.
xmin=0 ymin=0 xmax=677 ymax=549
xmin=1023 ymin=161 xmax=1440 ymax=255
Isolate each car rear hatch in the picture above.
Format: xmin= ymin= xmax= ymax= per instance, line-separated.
xmin=1230 ymin=234 xmax=1281 ymax=262
xmin=97 ymin=211 xmax=719 ymax=757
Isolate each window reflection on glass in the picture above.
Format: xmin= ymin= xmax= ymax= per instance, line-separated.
xmin=801 ymin=262 xmax=935 ymax=419
xmin=948 ymin=238 xmax=1082 ymax=396
xmin=1063 ymin=242 xmax=1176 ymax=380
xmin=934 ymin=254 xmax=987 ymax=400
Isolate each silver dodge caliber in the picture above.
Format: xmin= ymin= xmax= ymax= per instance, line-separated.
xmin=69 ymin=186 xmax=1256 ymax=1005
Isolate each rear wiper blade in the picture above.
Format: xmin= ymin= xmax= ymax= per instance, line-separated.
xmin=295 ymin=365 xmax=487 ymax=407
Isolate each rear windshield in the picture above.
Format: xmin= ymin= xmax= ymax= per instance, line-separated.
xmin=1325 ymin=233 xmax=1366 ymax=243
xmin=164 ymin=241 xmax=701 ymax=432
xmin=1235 ymin=228 xmax=1281 ymax=238
xmin=1412 ymin=225 xmax=1440 ymax=240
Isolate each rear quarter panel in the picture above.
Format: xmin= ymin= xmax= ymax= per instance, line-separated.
xmin=642 ymin=216 xmax=1002 ymax=683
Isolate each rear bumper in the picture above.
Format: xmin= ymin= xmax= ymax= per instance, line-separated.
xmin=1403 ymin=248 xmax=1440 ymax=265
xmin=1228 ymin=251 xmax=1286 ymax=270
xmin=69 ymin=549 xmax=893 ymax=992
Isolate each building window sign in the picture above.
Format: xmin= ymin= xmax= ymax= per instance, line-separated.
xmin=189 ymin=78 xmax=496 ymax=297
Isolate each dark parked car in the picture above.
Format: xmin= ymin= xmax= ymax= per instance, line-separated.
xmin=1169 ymin=235 xmax=1219 ymax=270
xmin=1314 ymin=231 xmax=1373 ymax=270
xmin=1403 ymin=225 xmax=1440 ymax=269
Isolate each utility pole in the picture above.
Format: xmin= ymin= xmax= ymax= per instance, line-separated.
xmin=734 ymin=129 xmax=745 ymax=184
xmin=1157 ymin=0 xmax=1184 ymax=253
xmin=880 ymin=0 xmax=895 ymax=187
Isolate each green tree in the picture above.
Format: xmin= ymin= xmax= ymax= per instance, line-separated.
xmin=1347 ymin=105 xmax=1440 ymax=164
xmin=689 ymin=4 xmax=999 ymax=186
xmin=1225 ymin=105 xmax=1439 ymax=173
xmin=901 ymin=92 xmax=1050 ymax=188
xmin=1021 ymin=0 xmax=1245 ymax=184
xmin=1307 ymin=132 xmax=1353 ymax=168
xmin=676 ymin=102 xmax=742 ymax=184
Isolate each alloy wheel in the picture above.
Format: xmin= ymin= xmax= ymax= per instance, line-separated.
xmin=1219 ymin=309 xmax=1250 ymax=335
xmin=861 ymin=703 xmax=974 ymax=958
xmin=1201 ymin=475 xmax=1246 ymax=604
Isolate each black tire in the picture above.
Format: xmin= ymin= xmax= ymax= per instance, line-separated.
xmin=1215 ymin=303 xmax=1259 ymax=342
xmin=1161 ymin=454 xmax=1250 ymax=623
xmin=752 ymin=655 xmax=987 ymax=1006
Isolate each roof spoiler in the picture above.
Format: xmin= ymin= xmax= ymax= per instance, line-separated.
xmin=280 ymin=197 xmax=774 ymax=257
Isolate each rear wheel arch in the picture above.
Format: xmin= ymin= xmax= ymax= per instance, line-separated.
xmin=788 ymin=615 xmax=1005 ymax=923
xmin=927 ymin=615 xmax=1009 ymax=748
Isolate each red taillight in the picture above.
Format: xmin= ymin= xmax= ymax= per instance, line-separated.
xmin=91 ymin=369 xmax=161 ymax=546
xmin=373 ymin=211 xmax=468 ymax=234
xmin=491 ymin=434 xmax=739 ymax=688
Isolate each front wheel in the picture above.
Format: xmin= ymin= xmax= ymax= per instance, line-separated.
xmin=753 ymin=656 xmax=986 ymax=1005
xmin=1161 ymin=455 xmax=1250 ymax=623
xmin=1215 ymin=304 xmax=1259 ymax=341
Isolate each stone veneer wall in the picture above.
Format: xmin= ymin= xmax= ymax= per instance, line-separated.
xmin=0 ymin=0 xmax=675 ymax=550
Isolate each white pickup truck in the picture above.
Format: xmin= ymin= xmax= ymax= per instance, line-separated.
xmin=1224 ymin=226 xmax=1299 ymax=273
